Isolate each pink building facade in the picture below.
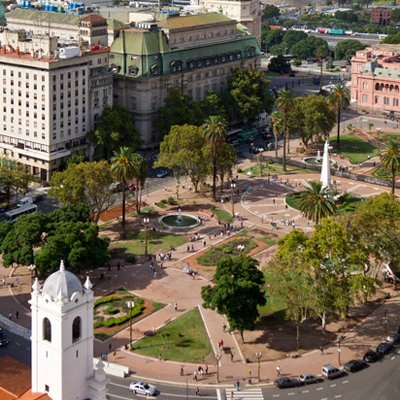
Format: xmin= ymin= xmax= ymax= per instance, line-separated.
xmin=351 ymin=45 xmax=400 ymax=114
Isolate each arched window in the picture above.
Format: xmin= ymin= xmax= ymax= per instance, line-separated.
xmin=375 ymin=83 xmax=380 ymax=90
xmin=43 ymin=318 xmax=51 ymax=342
xmin=395 ymin=85 xmax=399 ymax=93
xmin=363 ymin=82 xmax=369 ymax=90
xmin=72 ymin=317 xmax=81 ymax=342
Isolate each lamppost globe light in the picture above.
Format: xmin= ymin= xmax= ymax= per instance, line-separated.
xmin=127 ymin=300 xmax=135 ymax=350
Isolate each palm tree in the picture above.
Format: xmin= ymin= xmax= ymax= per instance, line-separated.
xmin=131 ymin=153 xmax=147 ymax=214
xmin=381 ymin=140 xmax=400 ymax=195
xmin=203 ymin=115 xmax=227 ymax=201
xmin=298 ymin=181 xmax=336 ymax=225
xmin=329 ymin=84 xmax=350 ymax=149
xmin=271 ymin=111 xmax=283 ymax=159
xmin=276 ymin=90 xmax=294 ymax=171
xmin=110 ymin=147 xmax=136 ymax=236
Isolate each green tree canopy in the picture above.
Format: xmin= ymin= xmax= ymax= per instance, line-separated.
xmin=382 ymin=32 xmax=400 ymax=44
xmin=282 ymin=30 xmax=308 ymax=50
xmin=265 ymin=29 xmax=285 ymax=47
xmin=290 ymin=36 xmax=329 ymax=60
xmin=334 ymin=39 xmax=366 ymax=61
xmin=263 ymin=4 xmax=280 ymax=20
xmin=49 ymin=161 xmax=114 ymax=222
xmin=90 ymin=106 xmax=141 ymax=160
xmin=268 ymin=54 xmax=291 ymax=74
xmin=328 ymin=84 xmax=350 ymax=148
xmin=225 ymin=68 xmax=274 ymax=125
xmin=391 ymin=9 xmax=400 ymax=24
xmin=202 ymin=256 xmax=266 ymax=342
xmin=155 ymin=124 xmax=209 ymax=193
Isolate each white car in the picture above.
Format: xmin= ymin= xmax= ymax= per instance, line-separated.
xmin=298 ymin=373 xmax=322 ymax=385
xmin=129 ymin=381 xmax=157 ymax=396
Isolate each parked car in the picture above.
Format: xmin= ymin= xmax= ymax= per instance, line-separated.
xmin=274 ymin=377 xmax=302 ymax=388
xmin=321 ymin=365 xmax=344 ymax=379
xmin=376 ymin=341 xmax=393 ymax=355
xmin=386 ymin=333 xmax=400 ymax=345
xmin=0 ymin=328 xmax=9 ymax=347
xmin=363 ymin=350 xmax=383 ymax=363
xmin=129 ymin=381 xmax=157 ymax=396
xmin=344 ymin=359 xmax=368 ymax=373
xmin=0 ymin=202 xmax=8 ymax=213
xmin=128 ymin=183 xmax=136 ymax=191
xmin=298 ymin=373 xmax=322 ymax=385
xmin=156 ymin=169 xmax=168 ymax=178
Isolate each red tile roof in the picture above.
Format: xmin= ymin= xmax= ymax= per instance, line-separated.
xmin=0 ymin=357 xmax=31 ymax=398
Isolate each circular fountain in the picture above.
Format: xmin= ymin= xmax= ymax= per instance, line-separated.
xmin=158 ymin=207 xmax=201 ymax=230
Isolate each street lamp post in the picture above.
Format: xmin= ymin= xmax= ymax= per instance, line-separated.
xmin=216 ymin=353 xmax=222 ymax=383
xmin=143 ymin=217 xmax=150 ymax=257
xmin=230 ymin=182 xmax=236 ymax=218
xmin=28 ymin=264 xmax=36 ymax=284
xmin=337 ymin=337 xmax=342 ymax=365
xmin=126 ymin=300 xmax=135 ymax=350
xmin=256 ymin=351 xmax=262 ymax=382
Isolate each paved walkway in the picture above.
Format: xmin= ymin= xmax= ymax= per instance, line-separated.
xmin=1 ymin=133 xmax=399 ymax=387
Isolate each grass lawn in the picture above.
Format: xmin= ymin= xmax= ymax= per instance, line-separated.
xmin=243 ymin=163 xmax=313 ymax=177
xmin=258 ymin=294 xmax=287 ymax=326
xmin=260 ymin=236 xmax=277 ymax=246
xmin=264 ymin=71 xmax=281 ymax=77
xmin=109 ymin=231 xmax=187 ymax=256
xmin=381 ymin=133 xmax=400 ymax=143
xmin=373 ymin=166 xmax=391 ymax=180
xmin=286 ymin=192 xmax=362 ymax=215
xmin=211 ymin=206 xmax=233 ymax=223
xmin=197 ymin=238 xmax=257 ymax=266
xmin=332 ymin=135 xmax=379 ymax=164
xmin=133 ymin=308 xmax=212 ymax=363
xmin=155 ymin=201 xmax=166 ymax=209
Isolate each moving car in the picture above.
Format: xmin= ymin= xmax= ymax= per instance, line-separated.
xmin=298 ymin=373 xmax=322 ymax=385
xmin=321 ymin=365 xmax=344 ymax=379
xmin=386 ymin=333 xmax=400 ymax=345
xmin=363 ymin=350 xmax=383 ymax=363
xmin=0 ymin=328 xmax=9 ymax=347
xmin=156 ymin=169 xmax=168 ymax=178
xmin=376 ymin=341 xmax=393 ymax=355
xmin=344 ymin=359 xmax=368 ymax=373
xmin=129 ymin=381 xmax=157 ymax=396
xmin=274 ymin=377 xmax=302 ymax=388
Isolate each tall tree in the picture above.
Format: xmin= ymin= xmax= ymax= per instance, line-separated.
xmin=225 ymin=67 xmax=274 ymax=126
xmin=298 ymin=181 xmax=336 ymax=225
xmin=316 ymin=46 xmax=329 ymax=93
xmin=90 ymin=106 xmax=141 ymax=160
xmin=155 ymin=124 xmax=209 ymax=195
xmin=131 ymin=153 xmax=147 ymax=214
xmin=49 ymin=161 xmax=114 ymax=222
xmin=329 ymin=84 xmax=350 ymax=149
xmin=381 ymin=140 xmax=400 ymax=195
xmin=110 ymin=147 xmax=136 ymax=236
xmin=214 ymin=142 xmax=237 ymax=193
xmin=276 ymin=90 xmax=294 ymax=171
xmin=202 ymin=256 xmax=266 ymax=343
xmin=334 ymin=39 xmax=366 ymax=62
xmin=203 ymin=116 xmax=227 ymax=200
xmin=271 ymin=111 xmax=283 ymax=158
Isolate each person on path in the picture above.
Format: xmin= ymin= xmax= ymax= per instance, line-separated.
xmin=198 ymin=366 xmax=203 ymax=378
xmin=8 ymin=312 xmax=12 ymax=320
xmin=174 ymin=302 xmax=178 ymax=311
xmin=15 ymin=311 xmax=19 ymax=319
xmin=276 ymin=365 xmax=281 ymax=376
xmin=235 ymin=380 xmax=240 ymax=391
xmin=230 ymin=351 xmax=234 ymax=362
xmin=320 ymin=345 xmax=324 ymax=355
xmin=109 ymin=343 xmax=112 ymax=353
xmin=193 ymin=371 xmax=197 ymax=381
xmin=205 ymin=364 xmax=208 ymax=375
xmin=195 ymin=387 xmax=200 ymax=396
xmin=180 ymin=366 xmax=184 ymax=376
xmin=230 ymin=391 xmax=234 ymax=399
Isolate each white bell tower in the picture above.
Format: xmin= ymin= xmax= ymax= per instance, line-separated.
xmin=30 ymin=261 xmax=104 ymax=400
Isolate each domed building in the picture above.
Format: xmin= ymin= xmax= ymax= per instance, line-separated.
xmin=30 ymin=261 xmax=108 ymax=400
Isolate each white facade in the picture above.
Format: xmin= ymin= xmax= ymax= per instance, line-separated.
xmin=30 ymin=261 xmax=107 ymax=400
xmin=0 ymin=31 xmax=112 ymax=180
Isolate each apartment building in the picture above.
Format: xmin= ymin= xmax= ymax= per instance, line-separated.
xmin=0 ymin=30 xmax=112 ymax=181
xmin=110 ymin=12 xmax=260 ymax=146
xmin=351 ymin=45 xmax=400 ymax=115
xmin=371 ymin=7 xmax=392 ymax=26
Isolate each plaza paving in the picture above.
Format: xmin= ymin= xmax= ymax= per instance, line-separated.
xmin=0 ymin=139 xmax=399 ymax=387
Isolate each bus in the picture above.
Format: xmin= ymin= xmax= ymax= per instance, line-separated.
xmin=5 ymin=204 xmax=38 ymax=222
xmin=237 ymin=128 xmax=258 ymax=143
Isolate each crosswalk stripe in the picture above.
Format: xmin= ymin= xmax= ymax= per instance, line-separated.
xmin=224 ymin=388 xmax=263 ymax=400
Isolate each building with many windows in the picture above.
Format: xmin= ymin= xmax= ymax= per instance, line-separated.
xmin=351 ymin=45 xmax=400 ymax=115
xmin=0 ymin=29 xmax=112 ymax=181
xmin=371 ymin=7 xmax=392 ymax=25
xmin=110 ymin=12 xmax=260 ymax=145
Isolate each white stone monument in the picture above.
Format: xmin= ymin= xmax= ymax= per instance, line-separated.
xmin=320 ymin=140 xmax=331 ymax=191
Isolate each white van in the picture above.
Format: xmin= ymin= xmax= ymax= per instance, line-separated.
xmin=17 ymin=196 xmax=34 ymax=207
xmin=321 ymin=365 xmax=343 ymax=379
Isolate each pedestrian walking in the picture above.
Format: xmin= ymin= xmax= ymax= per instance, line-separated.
xmin=320 ymin=345 xmax=324 ymax=355
xmin=230 ymin=351 xmax=234 ymax=362
xmin=15 ymin=311 xmax=19 ymax=319
xmin=276 ymin=365 xmax=281 ymax=376
xmin=191 ymin=244 xmax=195 ymax=252
xmin=223 ymin=322 xmax=227 ymax=332
xmin=187 ymin=245 xmax=190 ymax=253
xmin=205 ymin=364 xmax=209 ymax=375
xmin=195 ymin=387 xmax=200 ymax=396
xmin=109 ymin=343 xmax=112 ymax=353
xmin=180 ymin=366 xmax=184 ymax=376
xmin=198 ymin=366 xmax=203 ymax=378
xmin=8 ymin=312 xmax=12 ymax=320
xmin=235 ymin=380 xmax=240 ymax=391
xmin=203 ymin=239 xmax=206 ymax=247
xmin=193 ymin=371 xmax=197 ymax=381
xmin=174 ymin=302 xmax=178 ymax=311
xmin=230 ymin=391 xmax=234 ymax=399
